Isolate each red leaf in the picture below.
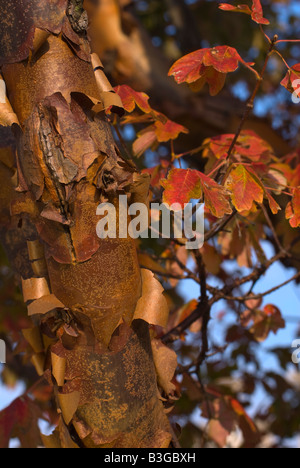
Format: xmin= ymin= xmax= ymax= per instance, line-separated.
xmin=168 ymin=46 xmax=254 ymax=96
xmin=281 ymin=64 xmax=300 ymax=96
xmin=226 ymin=164 xmax=264 ymax=212
xmin=114 ymin=85 xmax=152 ymax=113
xmin=219 ymin=3 xmax=252 ymax=15
xmin=203 ymin=130 xmax=274 ymax=163
xmin=219 ymin=1 xmax=270 ymax=25
xmin=251 ymin=0 xmax=270 ymax=25
xmin=161 ymin=168 xmax=203 ymax=207
xmin=161 ymin=168 xmax=232 ymax=218
xmin=0 ymin=396 xmax=43 ymax=448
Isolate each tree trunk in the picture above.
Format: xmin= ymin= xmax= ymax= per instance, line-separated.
xmin=0 ymin=0 xmax=173 ymax=448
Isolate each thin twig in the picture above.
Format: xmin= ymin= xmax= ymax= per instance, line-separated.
xmin=219 ymin=271 xmax=300 ymax=303
xmin=260 ymin=203 xmax=291 ymax=257
xmin=204 ymin=210 xmax=237 ymax=242
xmin=225 ymin=35 xmax=278 ymax=163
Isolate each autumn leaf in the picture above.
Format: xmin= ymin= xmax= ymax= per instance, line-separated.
xmin=219 ymin=1 xmax=270 ymax=25
xmin=202 ymin=393 xmax=259 ymax=448
xmin=281 ymin=64 xmax=300 ymax=96
xmin=168 ymin=46 xmax=254 ymax=96
xmin=114 ymin=84 xmax=152 ymax=113
xmin=143 ymin=160 xmax=169 ymax=188
xmin=133 ymin=125 xmax=157 ymax=158
xmin=219 ymin=3 xmax=252 ymax=15
xmin=203 ymin=130 xmax=274 ymax=163
xmin=161 ymin=168 xmax=232 ymax=218
xmin=251 ymin=0 xmax=270 ymax=25
xmin=265 ymin=191 xmax=281 ymax=215
xmin=161 ymin=169 xmax=202 ymax=207
xmin=0 ymin=396 xmax=44 ymax=448
xmin=286 ymin=187 xmax=300 ymax=228
xmin=241 ymin=304 xmax=285 ymax=342
xmin=225 ymin=165 xmax=264 ymax=212
xmin=154 ymin=119 xmax=189 ymax=142
xmin=133 ymin=119 xmax=188 ymax=157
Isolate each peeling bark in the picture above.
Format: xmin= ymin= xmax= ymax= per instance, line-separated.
xmin=0 ymin=0 xmax=174 ymax=448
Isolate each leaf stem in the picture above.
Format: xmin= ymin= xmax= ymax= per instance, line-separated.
xmin=225 ymin=35 xmax=278 ymax=162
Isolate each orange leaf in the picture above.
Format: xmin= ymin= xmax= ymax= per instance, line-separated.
xmin=154 ymin=119 xmax=189 ymax=142
xmin=286 ymin=187 xmax=300 ymax=228
xmin=132 ymin=119 xmax=188 ymax=157
xmin=161 ymin=168 xmax=202 ymax=207
xmin=161 ymin=168 xmax=232 ymax=218
xmin=226 ymin=165 xmax=264 ymax=212
xmin=114 ymin=84 xmax=151 ymax=113
xmin=265 ymin=191 xmax=281 ymax=215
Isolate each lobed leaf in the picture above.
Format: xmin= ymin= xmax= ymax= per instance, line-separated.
xmin=168 ymin=46 xmax=254 ymax=96
xmin=161 ymin=168 xmax=232 ymax=218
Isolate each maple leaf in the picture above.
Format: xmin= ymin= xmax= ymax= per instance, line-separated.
xmin=168 ymin=46 xmax=254 ymax=96
xmin=241 ymin=304 xmax=285 ymax=342
xmin=225 ymin=164 xmax=264 ymax=212
xmin=133 ymin=119 xmax=188 ymax=157
xmin=281 ymin=64 xmax=300 ymax=97
xmin=203 ymin=130 xmax=274 ymax=163
xmin=251 ymin=0 xmax=270 ymax=25
xmin=154 ymin=119 xmax=189 ymax=142
xmin=114 ymin=84 xmax=152 ymax=113
xmin=219 ymin=1 xmax=270 ymax=25
xmin=161 ymin=168 xmax=232 ymax=218
xmin=286 ymin=187 xmax=300 ymax=228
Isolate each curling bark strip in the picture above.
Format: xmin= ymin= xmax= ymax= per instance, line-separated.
xmin=0 ymin=0 xmax=173 ymax=448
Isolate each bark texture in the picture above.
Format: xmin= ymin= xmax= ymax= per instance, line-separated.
xmin=0 ymin=0 xmax=173 ymax=448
